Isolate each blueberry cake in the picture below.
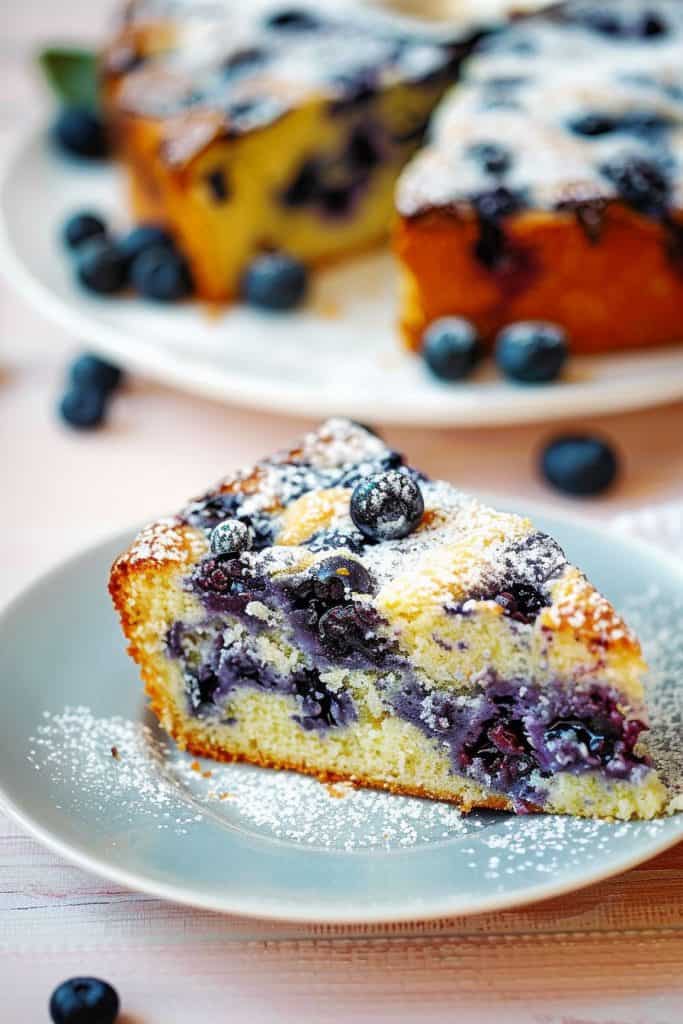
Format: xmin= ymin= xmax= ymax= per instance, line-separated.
xmin=110 ymin=419 xmax=666 ymax=819
xmin=396 ymin=0 xmax=683 ymax=353
xmin=103 ymin=0 xmax=499 ymax=302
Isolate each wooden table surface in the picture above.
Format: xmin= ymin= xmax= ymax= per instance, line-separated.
xmin=2 ymin=2 xmax=683 ymax=1021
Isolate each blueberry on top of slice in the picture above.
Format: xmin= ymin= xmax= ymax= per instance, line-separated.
xmin=540 ymin=434 xmax=619 ymax=496
xmin=49 ymin=976 xmax=119 ymax=1024
xmin=63 ymin=212 xmax=107 ymax=250
xmin=422 ymin=317 xmax=482 ymax=382
xmin=54 ymin=108 xmax=109 ymax=160
xmin=210 ymin=519 xmax=253 ymax=558
xmin=311 ymin=556 xmax=376 ymax=603
xmin=265 ymin=8 xmax=320 ymax=30
xmin=350 ymin=470 xmax=424 ymax=542
xmin=495 ymin=321 xmax=568 ymax=384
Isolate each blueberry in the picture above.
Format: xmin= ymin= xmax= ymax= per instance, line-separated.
xmin=350 ymin=470 xmax=424 ymax=542
xmin=118 ymin=224 xmax=175 ymax=268
xmin=540 ymin=435 xmax=619 ymax=496
xmin=63 ymin=212 xmax=107 ymax=250
xmin=76 ymin=239 xmax=127 ymax=295
xmin=50 ymin=977 xmax=119 ymax=1024
xmin=210 ymin=519 xmax=253 ymax=557
xmin=265 ymin=9 xmax=320 ymax=30
xmin=422 ymin=317 xmax=482 ymax=382
xmin=130 ymin=246 xmax=192 ymax=301
xmin=69 ymin=353 xmax=123 ymax=394
xmin=58 ymin=386 xmax=107 ymax=429
xmin=467 ymin=141 xmax=512 ymax=175
xmin=54 ymin=108 xmax=109 ymax=160
xmin=241 ymin=253 xmax=308 ymax=311
xmin=640 ymin=11 xmax=667 ymax=36
xmin=569 ymin=112 xmax=615 ymax=136
xmin=495 ymin=321 xmax=568 ymax=384
xmin=311 ymin=556 xmax=375 ymax=603
xmin=317 ymin=603 xmax=393 ymax=663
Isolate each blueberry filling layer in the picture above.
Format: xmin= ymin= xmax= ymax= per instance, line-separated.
xmin=166 ymin=617 xmax=357 ymax=730
xmin=390 ymin=674 xmax=650 ymax=809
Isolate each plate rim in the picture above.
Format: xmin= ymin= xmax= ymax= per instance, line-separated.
xmin=1 ymin=125 xmax=683 ymax=428
xmin=0 ymin=500 xmax=682 ymax=924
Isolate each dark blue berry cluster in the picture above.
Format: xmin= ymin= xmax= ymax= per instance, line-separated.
xmin=62 ymin=210 xmax=193 ymax=302
xmin=420 ymin=317 xmax=568 ymax=385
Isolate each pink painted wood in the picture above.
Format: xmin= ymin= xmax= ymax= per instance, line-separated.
xmin=1 ymin=2 xmax=683 ymax=1020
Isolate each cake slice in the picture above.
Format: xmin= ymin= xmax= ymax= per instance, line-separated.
xmin=395 ymin=0 xmax=683 ymax=354
xmin=102 ymin=0 xmax=481 ymax=301
xmin=110 ymin=419 xmax=666 ymax=819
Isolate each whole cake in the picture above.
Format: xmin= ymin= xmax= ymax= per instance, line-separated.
xmin=110 ymin=419 xmax=666 ymax=819
xmin=102 ymin=1 xmax=495 ymax=301
xmin=395 ymin=0 xmax=683 ymax=353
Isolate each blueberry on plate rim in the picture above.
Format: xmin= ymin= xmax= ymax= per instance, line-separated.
xmin=49 ymin=976 xmax=119 ymax=1024
xmin=241 ymin=252 xmax=309 ymax=311
xmin=53 ymin=107 xmax=109 ymax=160
xmin=118 ymin=223 xmax=176 ymax=268
xmin=76 ymin=238 xmax=127 ymax=295
xmin=63 ymin=212 xmax=107 ymax=250
xmin=422 ymin=317 xmax=483 ymax=382
xmin=495 ymin=320 xmax=569 ymax=384
xmin=350 ymin=470 xmax=424 ymax=542
xmin=540 ymin=434 xmax=619 ymax=496
xmin=130 ymin=245 xmax=193 ymax=302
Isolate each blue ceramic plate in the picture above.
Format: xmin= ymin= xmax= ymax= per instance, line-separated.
xmin=0 ymin=504 xmax=681 ymax=922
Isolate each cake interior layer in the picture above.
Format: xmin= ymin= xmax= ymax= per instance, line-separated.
xmin=396 ymin=204 xmax=683 ymax=353
xmin=161 ymin=611 xmax=662 ymax=819
xmin=112 ymin=78 xmax=453 ymax=301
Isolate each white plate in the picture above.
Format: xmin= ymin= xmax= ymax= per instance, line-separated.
xmin=0 ymin=503 xmax=681 ymax=922
xmin=2 ymin=127 xmax=683 ymax=426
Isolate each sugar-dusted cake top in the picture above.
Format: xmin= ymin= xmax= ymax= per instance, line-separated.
xmin=171 ymin=417 xmax=575 ymax=625
xmin=105 ymin=1 xmax=461 ymax=140
xmin=397 ymin=0 xmax=683 ymax=220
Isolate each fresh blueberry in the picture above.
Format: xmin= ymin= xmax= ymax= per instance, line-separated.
xmin=69 ymin=353 xmax=123 ymax=394
xmin=58 ymin=386 xmax=107 ymax=430
xmin=422 ymin=317 xmax=483 ymax=382
xmin=241 ymin=253 xmax=308 ymax=311
xmin=49 ymin=977 xmax=119 ymax=1024
xmin=640 ymin=11 xmax=667 ymax=36
xmin=118 ymin=224 xmax=175 ymax=268
xmin=76 ymin=239 xmax=127 ymax=295
xmin=350 ymin=470 xmax=424 ymax=542
xmin=265 ymin=9 xmax=320 ymax=30
xmin=210 ymin=519 xmax=253 ymax=557
xmin=540 ymin=435 xmax=619 ymax=496
xmin=130 ymin=246 xmax=192 ymax=301
xmin=311 ymin=556 xmax=375 ymax=602
xmin=54 ymin=108 xmax=109 ymax=160
xmin=495 ymin=321 xmax=568 ymax=384
xmin=63 ymin=212 xmax=107 ymax=250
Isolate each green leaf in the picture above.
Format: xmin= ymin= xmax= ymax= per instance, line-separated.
xmin=38 ymin=47 xmax=100 ymax=110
